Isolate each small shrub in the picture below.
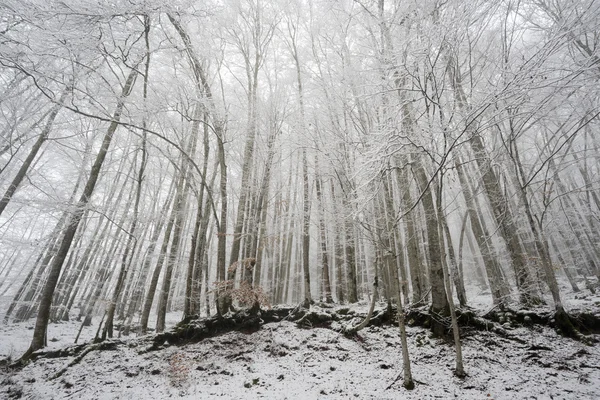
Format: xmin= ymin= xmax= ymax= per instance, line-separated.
xmin=213 ymin=281 xmax=271 ymax=310
xmin=168 ymin=352 xmax=191 ymax=388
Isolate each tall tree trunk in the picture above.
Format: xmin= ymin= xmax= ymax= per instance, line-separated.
xmin=314 ymin=155 xmax=333 ymax=303
xmin=122 ymin=180 xmax=176 ymax=334
xmin=301 ymin=148 xmax=312 ymax=307
xmin=396 ymin=168 xmax=425 ymax=304
xmin=101 ymin=32 xmax=150 ymax=336
xmin=167 ymin=14 xmax=228 ymax=316
xmin=396 ymin=276 xmax=414 ymax=389
xmin=330 ymin=182 xmax=345 ymax=303
xmin=21 ymin=67 xmax=138 ymax=359
xmin=249 ymin=116 xmax=279 ymax=291
xmin=139 ymin=173 xmax=182 ymax=333
xmin=412 ymin=164 xmax=449 ymax=336
xmin=381 ymin=172 xmax=402 ymax=305
xmin=437 ymin=177 xmax=465 ymax=377
xmin=446 ymin=57 xmax=540 ymax=306
xmin=343 ymin=192 xmax=358 ymax=303
xmin=512 ymin=141 xmax=575 ymax=335
xmin=156 ymin=170 xmax=192 ymax=333
xmin=288 ymin=23 xmax=313 ymax=307
xmin=442 ymin=211 xmax=467 ymax=307
xmin=215 ymin=129 xmax=228 ymax=315
xmin=185 ymin=195 xmax=205 ymax=318
xmin=455 ymin=155 xmax=510 ymax=305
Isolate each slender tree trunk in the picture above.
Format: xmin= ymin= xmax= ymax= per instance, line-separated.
xmin=442 ymin=215 xmax=467 ymax=307
xmin=396 ymin=168 xmax=425 ymax=304
xmin=437 ymin=179 xmax=465 ymax=377
xmin=167 ymin=14 xmax=228 ymax=317
xmin=512 ymin=143 xmax=575 ymax=335
xmin=330 ymin=182 xmax=345 ymax=303
xmin=21 ymin=67 xmax=138 ymax=359
xmin=139 ymin=174 xmax=181 ymax=333
xmin=215 ymin=130 xmax=228 ymax=315
xmin=381 ymin=172 xmax=402 ymax=305
xmin=392 ymin=209 xmax=414 ymax=389
xmin=122 ymin=180 xmax=176 ymax=334
xmin=446 ymin=58 xmax=540 ymax=306
xmin=397 ymin=289 xmax=414 ymax=389
xmin=549 ymin=236 xmax=580 ymax=293
xmin=190 ymin=180 xmax=216 ymax=316
xmin=101 ymin=48 xmax=149 ymax=336
xmin=0 ymin=88 xmax=68 ymax=217
xmin=289 ymin=28 xmax=313 ymax=307
xmin=412 ymin=163 xmax=449 ymax=336
xmin=156 ymin=171 xmax=192 ymax=333
xmin=455 ymin=155 xmax=510 ymax=305
xmin=315 ymin=156 xmax=333 ymax=303
xmin=301 ymin=148 xmax=312 ymax=307
xmin=343 ymin=193 xmax=358 ymax=303
xmin=185 ymin=195 xmax=204 ymax=318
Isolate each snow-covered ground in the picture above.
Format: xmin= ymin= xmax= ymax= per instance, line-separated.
xmin=1 ymin=282 xmax=599 ymax=399
xmin=1 ymin=310 xmax=599 ymax=398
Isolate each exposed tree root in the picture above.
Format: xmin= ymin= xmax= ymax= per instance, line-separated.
xmin=4 ymin=340 xmax=121 ymax=372
xmin=150 ymin=305 xmax=316 ymax=349
xmin=135 ymin=304 xmax=600 ymax=353
xmin=49 ymin=341 xmax=120 ymax=380
xmin=481 ymin=306 xmax=600 ymax=341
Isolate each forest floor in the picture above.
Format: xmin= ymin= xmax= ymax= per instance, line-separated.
xmin=1 ymin=285 xmax=600 ymax=399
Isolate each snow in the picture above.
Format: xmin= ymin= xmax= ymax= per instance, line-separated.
xmin=2 ymin=301 xmax=600 ymax=399
xmin=2 ymin=281 xmax=599 ymax=399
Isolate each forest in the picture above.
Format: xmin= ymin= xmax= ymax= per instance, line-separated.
xmin=1 ymin=0 xmax=600 ymax=398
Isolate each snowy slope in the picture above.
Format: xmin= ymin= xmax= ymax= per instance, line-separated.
xmin=2 ymin=314 xmax=599 ymax=399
